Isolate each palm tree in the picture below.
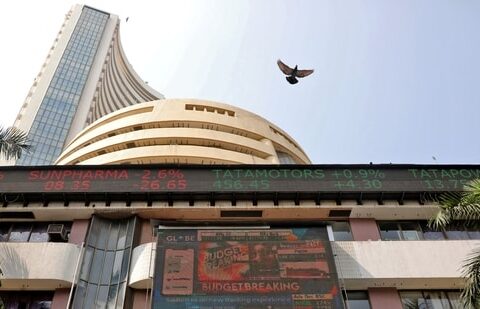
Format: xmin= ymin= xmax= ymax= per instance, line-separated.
xmin=0 ymin=126 xmax=31 ymax=160
xmin=430 ymin=179 xmax=480 ymax=309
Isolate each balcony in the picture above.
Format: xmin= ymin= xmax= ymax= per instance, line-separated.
xmin=0 ymin=242 xmax=81 ymax=290
xmin=333 ymin=240 xmax=480 ymax=289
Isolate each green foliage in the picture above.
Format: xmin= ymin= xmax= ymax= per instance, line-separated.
xmin=430 ymin=179 xmax=480 ymax=309
xmin=0 ymin=126 xmax=31 ymax=160
xmin=461 ymin=248 xmax=480 ymax=309
xmin=430 ymin=179 xmax=480 ymax=230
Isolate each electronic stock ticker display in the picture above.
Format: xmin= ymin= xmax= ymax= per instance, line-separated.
xmin=1 ymin=166 xmax=479 ymax=194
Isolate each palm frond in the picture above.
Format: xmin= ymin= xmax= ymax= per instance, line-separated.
xmin=430 ymin=179 xmax=480 ymax=308
xmin=429 ymin=180 xmax=480 ymax=230
xmin=464 ymin=179 xmax=480 ymax=205
xmin=461 ymin=249 xmax=480 ymax=309
xmin=429 ymin=192 xmax=462 ymax=230
xmin=0 ymin=127 xmax=31 ymax=160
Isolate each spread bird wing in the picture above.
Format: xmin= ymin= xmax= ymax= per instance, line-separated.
xmin=277 ymin=59 xmax=294 ymax=75
xmin=296 ymin=69 xmax=314 ymax=78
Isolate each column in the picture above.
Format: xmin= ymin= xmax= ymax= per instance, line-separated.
xmin=368 ymin=288 xmax=403 ymax=309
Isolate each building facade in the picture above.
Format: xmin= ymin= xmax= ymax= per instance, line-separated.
xmin=0 ymin=164 xmax=479 ymax=309
xmin=0 ymin=4 xmax=478 ymax=309
xmin=11 ymin=5 xmax=162 ymax=166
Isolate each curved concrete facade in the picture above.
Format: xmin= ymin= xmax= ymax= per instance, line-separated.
xmin=56 ymin=99 xmax=311 ymax=165
xmin=85 ymin=24 xmax=163 ymax=125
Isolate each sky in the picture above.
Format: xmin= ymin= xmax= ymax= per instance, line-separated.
xmin=1 ymin=0 xmax=479 ymax=164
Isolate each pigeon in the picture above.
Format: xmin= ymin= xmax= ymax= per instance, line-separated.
xmin=277 ymin=59 xmax=314 ymax=84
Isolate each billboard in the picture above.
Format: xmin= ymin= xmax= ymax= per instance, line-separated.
xmin=153 ymin=228 xmax=344 ymax=308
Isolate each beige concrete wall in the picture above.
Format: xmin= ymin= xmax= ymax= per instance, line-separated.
xmin=1 ymin=200 xmax=439 ymax=223
xmin=0 ymin=242 xmax=81 ymax=290
xmin=333 ymin=240 xmax=480 ymax=289
xmin=350 ymin=201 xmax=439 ymax=220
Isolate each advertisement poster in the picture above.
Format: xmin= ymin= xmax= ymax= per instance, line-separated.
xmin=152 ymin=228 xmax=345 ymax=309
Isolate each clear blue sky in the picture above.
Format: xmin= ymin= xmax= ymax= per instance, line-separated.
xmin=2 ymin=1 xmax=479 ymax=164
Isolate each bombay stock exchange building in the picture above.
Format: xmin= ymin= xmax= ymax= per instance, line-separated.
xmin=0 ymin=4 xmax=479 ymax=309
xmin=10 ymin=4 xmax=163 ymax=166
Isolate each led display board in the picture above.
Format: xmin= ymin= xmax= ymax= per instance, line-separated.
xmin=152 ymin=228 xmax=344 ymax=308
xmin=0 ymin=165 xmax=479 ymax=194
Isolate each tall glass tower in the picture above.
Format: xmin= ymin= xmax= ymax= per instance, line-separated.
xmin=13 ymin=5 xmax=163 ymax=165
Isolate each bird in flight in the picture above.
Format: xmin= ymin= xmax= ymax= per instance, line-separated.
xmin=277 ymin=59 xmax=314 ymax=84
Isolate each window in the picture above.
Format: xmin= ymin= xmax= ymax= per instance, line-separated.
xmin=345 ymin=291 xmax=371 ymax=309
xmin=444 ymin=230 xmax=469 ymax=240
xmin=467 ymin=230 xmax=480 ymax=240
xmin=30 ymin=225 xmax=49 ymax=242
xmin=0 ymin=225 xmax=10 ymax=242
xmin=400 ymin=290 xmax=461 ymax=309
xmin=185 ymin=104 xmax=235 ymax=116
xmin=378 ymin=222 xmax=414 ymax=240
xmin=379 ymin=222 xmax=401 ymax=240
xmin=330 ymin=222 xmax=353 ymax=241
xmin=277 ymin=151 xmax=296 ymax=164
xmin=379 ymin=221 xmax=480 ymax=241
xmin=9 ymin=224 xmax=32 ymax=242
xmin=421 ymin=223 xmax=445 ymax=240
xmin=399 ymin=222 xmax=422 ymax=240
xmin=419 ymin=222 xmax=480 ymax=241
xmin=0 ymin=292 xmax=53 ymax=309
xmin=0 ymin=222 xmax=71 ymax=243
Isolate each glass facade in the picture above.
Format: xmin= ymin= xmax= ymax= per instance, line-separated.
xmin=18 ymin=7 xmax=109 ymax=165
xmin=72 ymin=216 xmax=136 ymax=309
xmin=378 ymin=221 xmax=480 ymax=241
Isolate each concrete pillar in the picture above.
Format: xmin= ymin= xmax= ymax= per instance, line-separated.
xmin=368 ymin=288 xmax=403 ymax=309
xmin=138 ymin=219 xmax=154 ymax=245
xmin=349 ymin=218 xmax=381 ymax=241
xmin=51 ymin=288 xmax=70 ymax=309
xmin=132 ymin=289 xmax=150 ymax=309
xmin=69 ymin=219 xmax=90 ymax=245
